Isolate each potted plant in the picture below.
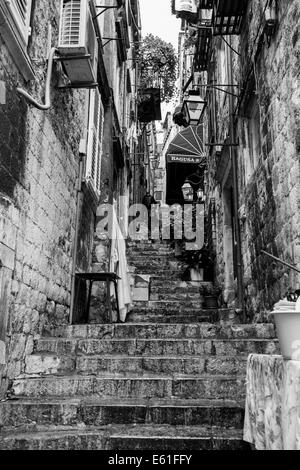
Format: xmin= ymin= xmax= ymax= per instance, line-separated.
xmin=200 ymin=284 xmax=221 ymax=309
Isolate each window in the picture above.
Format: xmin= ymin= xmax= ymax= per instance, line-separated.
xmin=218 ymin=40 xmax=228 ymax=106
xmin=243 ymin=96 xmax=261 ymax=182
xmin=6 ymin=0 xmax=32 ymax=45
xmin=0 ymin=0 xmax=34 ymax=79
xmin=86 ymin=88 xmax=104 ymax=193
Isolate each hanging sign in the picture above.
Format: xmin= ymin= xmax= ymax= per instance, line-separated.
xmin=167 ymin=155 xmax=205 ymax=164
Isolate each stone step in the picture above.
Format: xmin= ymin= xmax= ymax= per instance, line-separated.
xmin=0 ymin=398 xmax=245 ymax=430
xmin=76 ymin=355 xmax=249 ymax=375
xmin=126 ymin=240 xmax=175 ymax=251
xmin=24 ymin=353 xmax=249 ymax=376
xmin=130 ymin=259 xmax=183 ymax=271
xmin=150 ymin=284 xmax=202 ymax=294
xmin=35 ymin=337 xmax=279 ymax=357
xmin=52 ymin=323 xmax=276 ymax=340
xmin=11 ymin=374 xmax=247 ymax=400
xmin=0 ymin=424 xmax=250 ymax=450
xmin=149 ymin=291 xmax=201 ymax=301
xmin=133 ymin=300 xmax=205 ymax=309
xmin=127 ymin=307 xmax=237 ymax=323
xmin=128 ymin=267 xmax=182 ymax=278
xmin=127 ymin=248 xmax=175 ymax=256
xmin=108 ymin=425 xmax=249 ymax=451
xmin=150 ymin=280 xmax=213 ymax=289
xmin=126 ymin=314 xmax=213 ymax=323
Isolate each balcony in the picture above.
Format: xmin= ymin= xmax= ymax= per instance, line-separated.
xmin=193 ymin=26 xmax=212 ymax=72
xmin=212 ymin=0 xmax=248 ymax=35
xmin=198 ymin=0 xmax=213 ymax=8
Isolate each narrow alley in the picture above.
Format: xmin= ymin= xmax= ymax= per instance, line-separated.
xmin=0 ymin=0 xmax=300 ymax=453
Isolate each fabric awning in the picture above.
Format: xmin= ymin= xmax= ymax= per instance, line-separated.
xmin=166 ymin=124 xmax=207 ymax=166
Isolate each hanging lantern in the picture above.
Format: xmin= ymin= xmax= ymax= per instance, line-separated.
xmin=182 ymin=90 xmax=207 ymax=127
xmin=182 ymin=180 xmax=194 ymax=202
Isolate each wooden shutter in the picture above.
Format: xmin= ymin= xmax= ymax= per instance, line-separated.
xmin=86 ymin=88 xmax=103 ymax=193
xmin=6 ymin=0 xmax=33 ymax=44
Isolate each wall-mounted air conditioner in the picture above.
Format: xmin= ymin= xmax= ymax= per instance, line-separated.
xmin=58 ymin=0 xmax=98 ymax=86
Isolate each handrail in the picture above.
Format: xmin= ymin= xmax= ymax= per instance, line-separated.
xmin=261 ymin=250 xmax=300 ymax=274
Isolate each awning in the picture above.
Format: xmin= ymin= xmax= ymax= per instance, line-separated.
xmin=166 ymin=124 xmax=207 ymax=166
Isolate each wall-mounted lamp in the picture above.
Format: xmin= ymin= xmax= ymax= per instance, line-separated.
xmin=182 ymin=90 xmax=207 ymax=127
xmin=196 ymin=188 xmax=206 ymax=203
xmin=265 ymin=0 xmax=277 ymax=45
xmin=182 ymin=180 xmax=194 ymax=202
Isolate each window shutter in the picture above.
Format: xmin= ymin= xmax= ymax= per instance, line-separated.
xmin=86 ymin=88 xmax=103 ymax=193
xmin=6 ymin=0 xmax=33 ymax=44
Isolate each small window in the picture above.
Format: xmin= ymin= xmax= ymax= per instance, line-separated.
xmin=243 ymin=96 xmax=261 ymax=182
xmin=86 ymin=88 xmax=103 ymax=193
xmin=6 ymin=0 xmax=33 ymax=45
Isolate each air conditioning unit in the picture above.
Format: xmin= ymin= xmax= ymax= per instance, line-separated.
xmin=58 ymin=0 xmax=98 ymax=86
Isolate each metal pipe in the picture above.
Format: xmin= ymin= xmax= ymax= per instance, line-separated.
xmin=17 ymin=47 xmax=57 ymax=110
xmin=227 ymin=37 xmax=245 ymax=319
xmin=69 ymin=155 xmax=84 ymax=325
xmin=261 ymin=250 xmax=300 ymax=274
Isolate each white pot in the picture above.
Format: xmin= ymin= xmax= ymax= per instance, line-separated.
xmin=274 ymin=311 xmax=300 ymax=360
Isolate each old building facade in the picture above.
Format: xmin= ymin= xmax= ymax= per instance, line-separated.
xmin=0 ymin=0 xmax=141 ymax=397
xmin=172 ymin=0 xmax=300 ymax=320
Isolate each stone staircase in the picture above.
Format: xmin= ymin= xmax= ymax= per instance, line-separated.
xmin=0 ymin=240 xmax=279 ymax=450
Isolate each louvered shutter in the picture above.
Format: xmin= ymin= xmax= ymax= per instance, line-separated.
xmin=59 ymin=0 xmax=82 ymax=47
xmin=6 ymin=0 xmax=33 ymax=44
xmin=86 ymin=88 xmax=103 ymax=193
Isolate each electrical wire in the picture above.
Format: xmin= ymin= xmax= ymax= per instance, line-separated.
xmin=221 ymin=36 xmax=241 ymax=56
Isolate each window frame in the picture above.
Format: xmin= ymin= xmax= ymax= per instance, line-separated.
xmin=85 ymin=87 xmax=104 ymax=194
xmin=5 ymin=0 xmax=33 ymax=45
xmin=0 ymin=0 xmax=34 ymax=80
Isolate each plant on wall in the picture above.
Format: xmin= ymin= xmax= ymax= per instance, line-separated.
xmin=139 ymin=34 xmax=178 ymax=103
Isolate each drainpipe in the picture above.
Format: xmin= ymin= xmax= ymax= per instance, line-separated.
xmin=227 ymin=38 xmax=245 ymax=320
xmin=69 ymin=152 xmax=84 ymax=325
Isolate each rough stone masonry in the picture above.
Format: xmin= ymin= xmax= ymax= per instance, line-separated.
xmin=0 ymin=0 xmax=86 ymax=396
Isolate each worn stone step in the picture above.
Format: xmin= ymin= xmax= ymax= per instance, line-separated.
xmin=149 ymin=292 xmax=201 ymax=301
xmin=0 ymin=424 xmax=250 ymax=450
xmin=128 ymin=268 xmax=182 ymax=279
xmin=108 ymin=424 xmax=249 ymax=451
xmin=0 ymin=398 xmax=245 ymax=430
xmin=127 ymin=249 xmax=175 ymax=257
xmin=126 ymin=314 xmax=213 ymax=323
xmin=22 ymin=354 xmax=252 ymax=377
xmin=34 ymin=337 xmax=278 ymax=357
xmin=10 ymin=374 xmax=247 ymax=400
xmin=133 ymin=300 xmax=205 ymax=309
xmin=131 ymin=260 xmax=183 ymax=272
xmin=51 ymin=322 xmax=276 ymax=340
xmin=75 ymin=355 xmax=248 ymax=375
xmin=127 ymin=307 xmax=237 ymax=324
xmin=150 ymin=284 xmax=202 ymax=295
xmin=150 ymin=279 xmax=213 ymax=289
xmin=22 ymin=354 xmax=254 ymax=377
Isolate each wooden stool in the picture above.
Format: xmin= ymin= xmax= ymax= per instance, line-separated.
xmin=75 ymin=272 xmax=121 ymax=323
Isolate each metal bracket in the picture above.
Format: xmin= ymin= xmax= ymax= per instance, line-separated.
xmin=94 ymin=5 xmax=119 ymax=19
xmin=102 ymin=37 xmax=123 ymax=47
xmin=57 ymin=82 xmax=99 ymax=90
xmin=54 ymin=54 xmax=91 ymax=62
xmin=205 ymin=142 xmax=239 ymax=147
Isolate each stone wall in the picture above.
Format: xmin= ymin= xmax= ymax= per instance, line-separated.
xmin=0 ymin=0 xmax=86 ymax=394
xmin=207 ymin=0 xmax=300 ymax=319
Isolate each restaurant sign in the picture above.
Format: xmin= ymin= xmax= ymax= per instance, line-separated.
xmin=167 ymin=155 xmax=206 ymax=164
